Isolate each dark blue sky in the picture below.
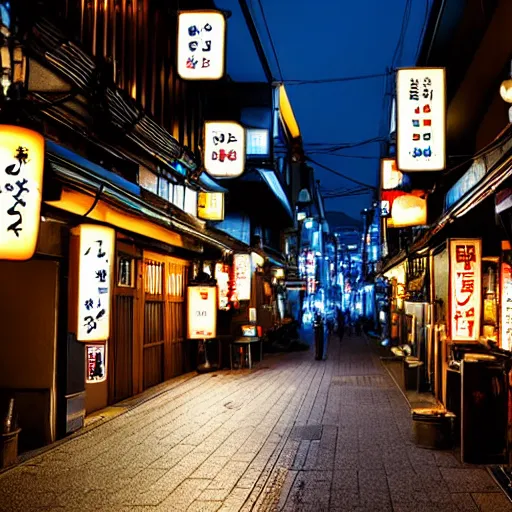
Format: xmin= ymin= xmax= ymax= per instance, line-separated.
xmin=215 ymin=0 xmax=431 ymax=219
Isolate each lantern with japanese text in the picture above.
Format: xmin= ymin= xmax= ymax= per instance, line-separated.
xmin=204 ymin=122 xmax=245 ymax=178
xmin=0 ymin=126 xmax=44 ymax=261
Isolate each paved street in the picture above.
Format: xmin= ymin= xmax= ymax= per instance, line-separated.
xmin=0 ymin=333 xmax=511 ymax=512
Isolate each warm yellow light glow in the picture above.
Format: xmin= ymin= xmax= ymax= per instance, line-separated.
xmin=198 ymin=192 xmax=224 ymax=220
xmin=449 ymin=239 xmax=481 ymax=341
xmin=77 ymin=224 xmax=115 ymax=342
xmin=251 ymin=251 xmax=265 ymax=268
xmin=274 ymin=268 xmax=285 ymax=278
xmin=279 ymin=85 xmax=301 ymax=139
xmin=187 ymin=285 xmax=217 ymax=339
xmin=177 ymin=11 xmax=226 ymax=81
xmin=381 ymin=158 xmax=403 ymax=190
xmin=204 ymin=121 xmax=245 ymax=178
xmin=500 ymin=79 xmax=512 ymax=103
xmin=390 ymin=194 xmax=427 ymax=228
xmin=0 ymin=126 xmax=44 ymax=260
xmin=46 ymin=189 xmax=186 ymax=249
xmin=396 ymin=68 xmax=446 ymax=171
xmin=502 ymin=261 xmax=512 ymax=350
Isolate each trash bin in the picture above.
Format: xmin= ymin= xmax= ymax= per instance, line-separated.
xmin=412 ymin=408 xmax=455 ymax=450
xmin=404 ymin=356 xmax=424 ymax=391
xmin=0 ymin=428 xmax=21 ymax=468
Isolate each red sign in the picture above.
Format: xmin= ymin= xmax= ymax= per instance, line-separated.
xmin=450 ymin=239 xmax=481 ymax=341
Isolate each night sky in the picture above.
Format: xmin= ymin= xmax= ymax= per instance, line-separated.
xmin=215 ymin=0 xmax=430 ymax=219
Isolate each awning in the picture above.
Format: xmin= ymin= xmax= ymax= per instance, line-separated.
xmin=45 ymin=141 xmax=240 ymax=254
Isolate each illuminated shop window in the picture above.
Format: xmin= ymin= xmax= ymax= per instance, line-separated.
xmin=144 ymin=259 xmax=163 ymax=295
xmin=185 ymin=187 xmax=198 ymax=216
xmin=174 ymin=185 xmax=185 ymax=210
xmin=158 ymin=177 xmax=170 ymax=201
xmin=118 ymin=256 xmax=134 ymax=288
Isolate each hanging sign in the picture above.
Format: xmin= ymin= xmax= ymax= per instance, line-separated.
xmin=396 ymin=67 xmax=446 ymax=171
xmin=449 ymin=239 xmax=481 ymax=341
xmin=86 ymin=344 xmax=107 ymax=383
xmin=0 ymin=126 xmax=44 ymax=261
xmin=501 ymin=256 xmax=512 ymax=351
xmin=234 ymin=253 xmax=251 ymax=301
xmin=177 ymin=10 xmax=226 ymax=80
xmin=381 ymin=158 xmax=406 ymax=190
xmin=215 ymin=263 xmax=230 ymax=310
xmin=204 ymin=121 xmax=245 ymax=178
xmin=187 ymin=285 xmax=217 ymax=339
xmin=77 ymin=224 xmax=115 ymax=341
xmin=198 ymin=192 xmax=224 ymax=220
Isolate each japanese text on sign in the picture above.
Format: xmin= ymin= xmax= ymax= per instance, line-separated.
xmin=234 ymin=253 xmax=251 ymax=301
xmin=396 ymin=68 xmax=445 ymax=171
xmin=177 ymin=11 xmax=226 ymax=80
xmin=501 ymin=259 xmax=512 ymax=351
xmin=0 ymin=126 xmax=44 ymax=260
xmin=450 ymin=239 xmax=481 ymax=341
xmin=204 ymin=122 xmax=245 ymax=178
xmin=77 ymin=225 xmax=115 ymax=341
xmin=187 ymin=286 xmax=217 ymax=339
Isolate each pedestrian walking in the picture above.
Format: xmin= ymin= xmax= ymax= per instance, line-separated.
xmin=336 ymin=307 xmax=345 ymax=341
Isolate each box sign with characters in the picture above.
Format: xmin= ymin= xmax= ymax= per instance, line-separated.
xmin=187 ymin=285 xmax=217 ymax=339
xmin=204 ymin=122 xmax=245 ymax=178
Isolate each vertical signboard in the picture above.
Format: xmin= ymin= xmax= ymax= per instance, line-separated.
xmin=0 ymin=126 xmax=44 ymax=261
xmin=234 ymin=253 xmax=251 ymax=301
xmin=396 ymin=68 xmax=446 ymax=171
xmin=204 ymin=122 xmax=245 ymax=178
xmin=449 ymin=239 xmax=481 ymax=341
xmin=501 ymin=258 xmax=512 ymax=351
xmin=77 ymin=224 xmax=115 ymax=341
xmin=86 ymin=344 xmax=106 ymax=383
xmin=187 ymin=285 xmax=217 ymax=339
xmin=215 ymin=263 xmax=230 ymax=310
xmin=177 ymin=11 xmax=226 ymax=80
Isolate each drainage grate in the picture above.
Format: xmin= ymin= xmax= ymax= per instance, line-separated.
xmin=290 ymin=425 xmax=323 ymax=441
xmin=331 ymin=375 xmax=388 ymax=388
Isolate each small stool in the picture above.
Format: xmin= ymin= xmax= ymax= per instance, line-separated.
xmin=230 ymin=337 xmax=262 ymax=369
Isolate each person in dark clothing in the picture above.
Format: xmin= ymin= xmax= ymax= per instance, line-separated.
xmin=336 ymin=308 xmax=345 ymax=341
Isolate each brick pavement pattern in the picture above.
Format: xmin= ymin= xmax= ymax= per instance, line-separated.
xmin=0 ymin=333 xmax=511 ymax=511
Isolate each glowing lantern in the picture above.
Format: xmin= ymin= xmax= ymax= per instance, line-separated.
xmin=0 ymin=126 xmax=44 ymax=260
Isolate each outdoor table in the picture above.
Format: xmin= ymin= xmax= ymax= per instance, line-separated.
xmin=230 ymin=336 xmax=262 ymax=370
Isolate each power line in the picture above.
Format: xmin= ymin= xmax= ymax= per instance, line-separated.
xmin=283 ymin=72 xmax=390 ymax=86
xmin=255 ymin=0 xmax=284 ymax=82
xmin=415 ymin=0 xmax=431 ymax=63
xmin=306 ymin=156 xmax=377 ymax=190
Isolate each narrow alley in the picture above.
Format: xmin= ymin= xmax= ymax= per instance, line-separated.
xmin=0 ymin=335 xmax=509 ymax=512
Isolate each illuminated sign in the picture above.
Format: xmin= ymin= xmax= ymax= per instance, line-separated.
xmin=86 ymin=344 xmax=106 ymax=383
xmin=246 ymin=129 xmax=269 ymax=156
xmin=390 ymin=193 xmax=427 ymax=228
xmin=215 ymin=263 xmax=230 ymax=310
xmin=204 ymin=122 xmax=245 ymax=178
xmin=198 ymin=192 xmax=224 ymax=220
xmin=234 ymin=253 xmax=251 ymax=301
xmin=449 ymin=239 xmax=481 ymax=341
xmin=381 ymin=158 xmax=405 ymax=190
xmin=177 ymin=11 xmax=226 ymax=80
xmin=501 ymin=257 xmax=512 ymax=350
xmin=187 ymin=285 xmax=217 ymax=339
xmin=0 ymin=126 xmax=44 ymax=261
xmin=396 ymin=67 xmax=446 ymax=171
xmin=77 ymin=224 xmax=115 ymax=342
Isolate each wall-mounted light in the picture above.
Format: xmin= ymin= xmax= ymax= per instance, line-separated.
xmin=500 ymin=61 xmax=512 ymax=103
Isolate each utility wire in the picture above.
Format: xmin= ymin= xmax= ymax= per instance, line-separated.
xmin=283 ymin=72 xmax=390 ymax=86
xmin=306 ymin=156 xmax=377 ymax=190
xmin=255 ymin=0 xmax=284 ymax=82
xmin=414 ymin=0 xmax=431 ymax=63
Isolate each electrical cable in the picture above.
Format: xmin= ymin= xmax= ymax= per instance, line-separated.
xmin=306 ymin=156 xmax=377 ymax=190
xmin=255 ymin=0 xmax=284 ymax=82
xmin=283 ymin=72 xmax=390 ymax=86
xmin=414 ymin=0 xmax=431 ymax=63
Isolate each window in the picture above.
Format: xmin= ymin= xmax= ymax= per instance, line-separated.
xmin=118 ymin=256 xmax=134 ymax=287
xmin=184 ymin=187 xmax=198 ymax=216
xmin=158 ymin=178 xmax=170 ymax=201
xmin=139 ymin=167 xmax=158 ymax=194
xmin=173 ymin=184 xmax=184 ymax=210
xmin=246 ymin=129 xmax=269 ymax=156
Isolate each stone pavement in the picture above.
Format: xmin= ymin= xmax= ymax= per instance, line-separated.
xmin=0 ymin=333 xmax=511 ymax=512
